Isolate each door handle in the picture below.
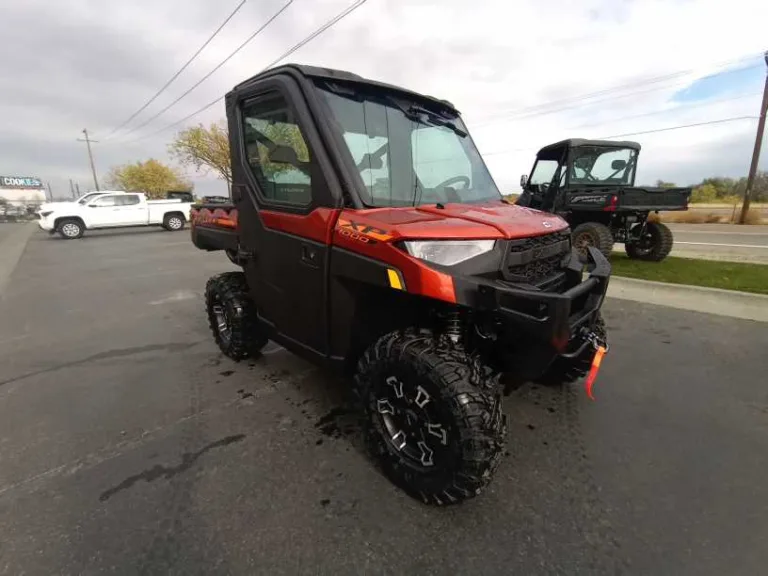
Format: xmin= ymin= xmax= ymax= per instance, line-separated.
xmin=300 ymin=244 xmax=319 ymax=267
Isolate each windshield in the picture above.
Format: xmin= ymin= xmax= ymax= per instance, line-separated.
xmin=317 ymin=82 xmax=501 ymax=207
xmin=77 ymin=192 xmax=102 ymax=204
xmin=568 ymin=146 xmax=637 ymax=186
xmin=529 ymin=160 xmax=559 ymax=186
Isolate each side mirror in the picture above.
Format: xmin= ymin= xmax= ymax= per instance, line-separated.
xmin=268 ymin=145 xmax=300 ymax=166
xmin=520 ymin=174 xmax=528 ymax=188
xmin=611 ymin=159 xmax=627 ymax=170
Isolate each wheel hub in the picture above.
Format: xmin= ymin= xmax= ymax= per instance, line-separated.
xmin=62 ymin=223 xmax=79 ymax=237
xmin=211 ymin=301 xmax=232 ymax=344
xmin=376 ymin=376 xmax=449 ymax=469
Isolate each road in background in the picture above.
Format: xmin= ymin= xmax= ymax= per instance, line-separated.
xmin=614 ymin=223 xmax=768 ymax=263
xmin=1 ymin=228 xmax=767 ymax=575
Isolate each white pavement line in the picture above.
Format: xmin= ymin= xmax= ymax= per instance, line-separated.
xmin=608 ymin=277 xmax=768 ymax=322
xmin=0 ymin=223 xmax=36 ymax=299
xmin=675 ymin=242 xmax=768 ymax=249
xmin=671 ymin=230 xmax=768 ymax=236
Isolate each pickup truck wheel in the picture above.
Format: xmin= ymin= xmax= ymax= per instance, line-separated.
xmin=205 ymin=272 xmax=267 ymax=360
xmin=536 ymin=312 xmax=607 ymax=386
xmin=571 ymin=222 xmax=614 ymax=259
xmin=57 ymin=219 xmax=84 ymax=239
xmin=163 ymin=214 xmax=185 ymax=231
xmin=625 ymin=221 xmax=673 ymax=261
xmin=355 ymin=329 xmax=505 ymax=505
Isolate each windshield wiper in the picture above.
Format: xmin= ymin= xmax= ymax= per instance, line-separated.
xmin=405 ymin=105 xmax=467 ymax=137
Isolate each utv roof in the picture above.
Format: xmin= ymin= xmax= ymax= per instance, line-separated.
xmin=538 ymin=138 xmax=642 ymax=153
xmin=231 ymin=63 xmax=458 ymax=113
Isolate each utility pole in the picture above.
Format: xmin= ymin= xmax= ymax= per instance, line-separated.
xmin=75 ymin=182 xmax=81 ymax=196
xmin=46 ymin=182 xmax=53 ymax=202
xmin=739 ymin=51 xmax=768 ymax=224
xmin=69 ymin=178 xmax=75 ymax=199
xmin=77 ymin=128 xmax=100 ymax=191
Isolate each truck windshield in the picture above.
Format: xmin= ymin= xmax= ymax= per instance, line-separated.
xmin=317 ymin=82 xmax=501 ymax=207
xmin=568 ymin=146 xmax=637 ymax=186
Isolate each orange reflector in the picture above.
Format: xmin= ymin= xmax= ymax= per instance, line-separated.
xmin=584 ymin=345 xmax=606 ymax=400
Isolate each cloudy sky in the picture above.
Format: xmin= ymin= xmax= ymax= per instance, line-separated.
xmin=1 ymin=0 xmax=766 ymax=199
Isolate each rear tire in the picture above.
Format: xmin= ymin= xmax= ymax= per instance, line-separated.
xmin=163 ymin=213 xmax=185 ymax=231
xmin=57 ymin=219 xmax=84 ymax=239
xmin=355 ymin=329 xmax=505 ymax=505
xmin=536 ymin=312 xmax=607 ymax=386
xmin=205 ymin=272 xmax=267 ymax=360
xmin=571 ymin=222 xmax=614 ymax=259
xmin=625 ymin=221 xmax=673 ymax=261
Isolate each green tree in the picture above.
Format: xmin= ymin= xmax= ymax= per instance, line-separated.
xmin=105 ymin=159 xmax=192 ymax=199
xmin=655 ymin=180 xmax=677 ymax=189
xmin=690 ymin=183 xmax=718 ymax=203
xmin=169 ymin=122 xmax=232 ymax=187
xmin=169 ymin=119 xmax=311 ymax=186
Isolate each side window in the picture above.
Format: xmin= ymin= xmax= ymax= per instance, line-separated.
xmin=115 ymin=195 xmax=140 ymax=206
xmin=242 ymin=93 xmax=312 ymax=205
xmin=91 ymin=195 xmax=119 ymax=207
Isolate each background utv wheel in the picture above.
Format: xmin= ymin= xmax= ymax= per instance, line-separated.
xmin=355 ymin=329 xmax=505 ymax=505
xmin=57 ymin=219 xmax=84 ymax=239
xmin=536 ymin=312 xmax=607 ymax=386
xmin=205 ymin=272 xmax=267 ymax=360
xmin=163 ymin=213 xmax=185 ymax=231
xmin=571 ymin=222 xmax=614 ymax=259
xmin=625 ymin=221 xmax=673 ymax=261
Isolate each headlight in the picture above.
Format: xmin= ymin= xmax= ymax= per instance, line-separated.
xmin=403 ymin=240 xmax=495 ymax=266
xmin=40 ymin=211 xmax=53 ymax=217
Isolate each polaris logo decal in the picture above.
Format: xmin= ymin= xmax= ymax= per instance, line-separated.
xmin=542 ymin=221 xmax=552 ymax=228
xmin=571 ymin=195 xmax=608 ymax=204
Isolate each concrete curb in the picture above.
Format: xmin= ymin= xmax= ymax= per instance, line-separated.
xmin=607 ymin=276 xmax=768 ymax=323
xmin=0 ymin=223 xmax=37 ymax=298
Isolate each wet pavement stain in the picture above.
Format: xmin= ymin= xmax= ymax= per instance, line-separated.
xmin=98 ymin=434 xmax=246 ymax=502
xmin=314 ymin=407 xmax=359 ymax=439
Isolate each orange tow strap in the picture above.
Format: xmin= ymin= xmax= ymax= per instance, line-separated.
xmin=584 ymin=345 xmax=607 ymax=400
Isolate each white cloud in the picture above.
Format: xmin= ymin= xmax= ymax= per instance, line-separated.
xmin=1 ymin=0 xmax=766 ymax=198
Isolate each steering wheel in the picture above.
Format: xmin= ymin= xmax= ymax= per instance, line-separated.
xmin=435 ymin=175 xmax=470 ymax=190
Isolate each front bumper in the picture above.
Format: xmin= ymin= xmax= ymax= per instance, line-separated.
xmin=38 ymin=218 xmax=54 ymax=232
xmin=453 ymin=246 xmax=610 ymax=352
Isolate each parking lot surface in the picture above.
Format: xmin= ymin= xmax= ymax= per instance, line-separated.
xmin=1 ymin=226 xmax=767 ymax=575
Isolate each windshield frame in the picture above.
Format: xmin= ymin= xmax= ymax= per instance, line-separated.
xmin=312 ymin=80 xmax=502 ymax=209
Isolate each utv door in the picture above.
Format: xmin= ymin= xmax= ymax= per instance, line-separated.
xmin=228 ymin=77 xmax=341 ymax=357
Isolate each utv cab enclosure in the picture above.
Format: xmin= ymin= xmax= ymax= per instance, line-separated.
xmin=518 ymin=139 xmax=691 ymax=261
xmin=196 ymin=65 xmax=612 ymax=505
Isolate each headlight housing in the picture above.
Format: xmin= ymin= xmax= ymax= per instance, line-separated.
xmin=403 ymin=240 xmax=495 ymax=266
xmin=40 ymin=211 xmax=53 ymax=217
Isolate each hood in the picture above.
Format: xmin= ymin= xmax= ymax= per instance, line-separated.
xmin=39 ymin=201 xmax=77 ymax=212
xmin=344 ymin=201 xmax=568 ymax=241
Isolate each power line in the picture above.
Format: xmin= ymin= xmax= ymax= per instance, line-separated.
xmin=569 ymin=91 xmax=761 ymax=130
xmin=596 ymin=115 xmax=758 ymax=140
xmin=114 ymin=0 xmax=294 ymax=140
xmin=481 ymin=116 xmax=758 ymax=157
xmin=122 ymin=0 xmax=371 ymax=143
xmin=472 ymin=54 xmax=765 ymax=126
xmin=102 ymin=0 xmax=247 ymax=140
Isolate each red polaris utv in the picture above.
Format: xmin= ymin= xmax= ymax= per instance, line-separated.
xmin=191 ymin=65 xmax=611 ymax=505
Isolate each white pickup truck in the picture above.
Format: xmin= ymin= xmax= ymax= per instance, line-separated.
xmin=38 ymin=191 xmax=192 ymax=239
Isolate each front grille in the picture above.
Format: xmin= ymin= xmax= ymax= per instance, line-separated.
xmin=502 ymin=231 xmax=571 ymax=289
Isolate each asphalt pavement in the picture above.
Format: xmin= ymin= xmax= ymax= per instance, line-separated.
xmin=1 ymin=225 xmax=767 ymax=575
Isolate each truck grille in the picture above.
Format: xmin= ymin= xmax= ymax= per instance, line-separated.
xmin=502 ymin=231 xmax=571 ymax=290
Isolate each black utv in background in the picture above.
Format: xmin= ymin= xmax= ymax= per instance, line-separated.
xmin=517 ymin=139 xmax=691 ymax=261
